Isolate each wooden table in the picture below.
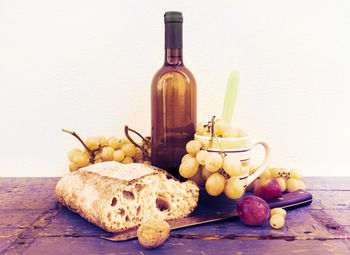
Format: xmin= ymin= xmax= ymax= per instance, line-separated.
xmin=0 ymin=177 xmax=349 ymax=255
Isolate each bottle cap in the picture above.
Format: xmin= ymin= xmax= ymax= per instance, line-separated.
xmin=164 ymin=11 xmax=183 ymax=23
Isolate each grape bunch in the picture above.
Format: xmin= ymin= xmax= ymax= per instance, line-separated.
xmin=64 ymin=129 xmax=151 ymax=172
xmin=179 ymin=139 xmax=246 ymax=199
xmin=247 ymin=166 xmax=306 ymax=193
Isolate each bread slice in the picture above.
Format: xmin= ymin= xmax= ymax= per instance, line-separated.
xmin=55 ymin=161 xmax=199 ymax=233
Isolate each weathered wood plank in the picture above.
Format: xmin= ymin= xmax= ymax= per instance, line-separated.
xmin=307 ymin=190 xmax=350 ymax=210
xmin=32 ymin=205 xmax=346 ymax=242
xmin=0 ymin=178 xmax=59 ymax=210
xmin=0 ymin=202 xmax=61 ymax=254
xmin=0 ymin=209 xmax=51 ymax=241
xmin=1 ymin=179 xmax=348 ymax=238
xmin=324 ymin=209 xmax=350 ymax=226
xmin=0 ymin=210 xmax=48 ymax=227
xmin=1 ymin=177 xmax=350 ymax=254
xmin=37 ymin=208 xmax=110 ymax=236
xmin=20 ymin=237 xmax=350 ymax=255
xmin=169 ymin=207 xmax=347 ymax=239
xmin=0 ymin=237 xmax=14 ymax=251
xmin=303 ymin=177 xmax=350 ymax=190
xmin=0 ymin=177 xmax=60 ymax=190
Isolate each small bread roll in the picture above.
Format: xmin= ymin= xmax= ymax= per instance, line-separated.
xmin=137 ymin=219 xmax=170 ymax=249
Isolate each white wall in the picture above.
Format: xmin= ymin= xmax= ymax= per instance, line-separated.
xmin=1 ymin=0 xmax=349 ymax=177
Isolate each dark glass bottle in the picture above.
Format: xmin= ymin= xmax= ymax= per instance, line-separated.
xmin=151 ymin=11 xmax=197 ymax=177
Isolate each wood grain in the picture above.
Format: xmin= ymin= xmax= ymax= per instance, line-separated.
xmin=0 ymin=177 xmax=349 ymax=254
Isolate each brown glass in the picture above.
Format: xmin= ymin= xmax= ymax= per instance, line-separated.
xmin=151 ymin=48 xmax=197 ymax=177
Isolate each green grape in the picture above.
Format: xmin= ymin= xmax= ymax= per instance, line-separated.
xmin=133 ymin=147 xmax=143 ymax=161
xmin=94 ymin=152 xmax=103 ymax=163
xmin=270 ymin=168 xmax=282 ymax=178
xmin=281 ymin=168 xmax=289 ymax=177
xmin=276 ymin=177 xmax=287 ymax=192
xmin=113 ymin=150 xmax=125 ymax=162
xmin=120 ymin=137 xmax=132 ymax=146
xmin=108 ymin=136 xmax=120 ymax=149
xmin=186 ymin=140 xmax=201 ymax=155
xmin=94 ymin=158 xmax=103 ymax=164
xmin=122 ymin=144 xmax=136 ymax=157
xmin=196 ymin=150 xmax=209 ymax=165
xmin=270 ymin=208 xmax=287 ymax=218
xmin=86 ymin=137 xmax=100 ymax=151
xmin=69 ymin=162 xmax=80 ymax=172
xmin=179 ymin=158 xmax=199 ymax=178
xmin=121 ymin=156 xmax=134 ymax=164
xmin=196 ymin=122 xmax=207 ymax=136
xmin=97 ymin=136 xmax=108 ymax=147
xmin=224 ymin=176 xmax=244 ymax=199
xmin=222 ymin=128 xmax=240 ymax=138
xmin=214 ymin=119 xmax=229 ymax=136
xmin=286 ymin=178 xmax=306 ymax=192
xmin=289 ymin=168 xmax=302 ymax=179
xmin=94 ymin=152 xmax=102 ymax=161
xmin=205 ymin=173 xmax=225 ymax=196
xmin=205 ymin=153 xmax=223 ymax=172
xmin=68 ymin=148 xmax=82 ymax=162
xmin=101 ymin=146 xmax=115 ymax=161
xmin=270 ymin=214 xmax=285 ymax=229
xmin=223 ymin=155 xmax=243 ymax=176
xmin=181 ymin=153 xmax=195 ymax=163
xmin=72 ymin=151 xmax=90 ymax=167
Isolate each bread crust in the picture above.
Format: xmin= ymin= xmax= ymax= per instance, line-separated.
xmin=55 ymin=162 xmax=199 ymax=233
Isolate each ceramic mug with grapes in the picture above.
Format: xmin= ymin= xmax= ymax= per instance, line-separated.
xmin=191 ymin=127 xmax=271 ymax=207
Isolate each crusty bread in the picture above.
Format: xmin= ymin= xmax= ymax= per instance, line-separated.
xmin=55 ymin=161 xmax=199 ymax=233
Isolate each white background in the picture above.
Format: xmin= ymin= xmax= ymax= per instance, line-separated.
xmin=1 ymin=0 xmax=349 ymax=177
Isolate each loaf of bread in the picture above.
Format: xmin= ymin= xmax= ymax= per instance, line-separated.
xmin=55 ymin=161 xmax=199 ymax=233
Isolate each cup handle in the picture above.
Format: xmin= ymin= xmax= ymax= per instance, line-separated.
xmin=246 ymin=140 xmax=271 ymax=186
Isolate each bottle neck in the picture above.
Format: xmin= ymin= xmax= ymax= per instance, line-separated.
xmin=164 ymin=48 xmax=183 ymax=66
xmin=164 ymin=22 xmax=183 ymax=66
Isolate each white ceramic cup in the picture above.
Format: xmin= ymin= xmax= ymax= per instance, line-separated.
xmin=194 ymin=128 xmax=271 ymax=207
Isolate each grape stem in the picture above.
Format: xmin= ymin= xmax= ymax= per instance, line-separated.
xmin=210 ymin=116 xmax=216 ymax=142
xmin=62 ymin=128 xmax=93 ymax=155
xmin=208 ymin=116 xmax=225 ymax=157
xmin=124 ymin=126 xmax=151 ymax=160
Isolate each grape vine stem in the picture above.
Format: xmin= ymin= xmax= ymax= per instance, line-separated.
xmin=124 ymin=126 xmax=151 ymax=160
xmin=61 ymin=128 xmax=92 ymax=154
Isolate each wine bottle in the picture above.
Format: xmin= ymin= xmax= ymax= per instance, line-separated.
xmin=151 ymin=11 xmax=197 ymax=177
